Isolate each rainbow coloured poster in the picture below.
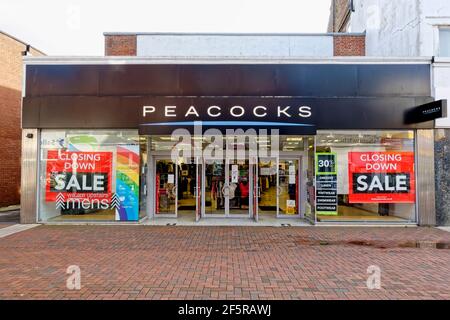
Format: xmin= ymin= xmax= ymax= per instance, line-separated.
xmin=115 ymin=145 xmax=140 ymax=221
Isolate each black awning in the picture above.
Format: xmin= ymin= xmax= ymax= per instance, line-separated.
xmin=139 ymin=121 xmax=317 ymax=135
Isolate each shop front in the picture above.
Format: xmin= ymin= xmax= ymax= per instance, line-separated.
xmin=20 ymin=58 xmax=446 ymax=225
xmin=146 ymin=133 xmax=313 ymax=223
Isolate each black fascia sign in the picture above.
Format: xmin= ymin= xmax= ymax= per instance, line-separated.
xmin=405 ymin=99 xmax=447 ymax=124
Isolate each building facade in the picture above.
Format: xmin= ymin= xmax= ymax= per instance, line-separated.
xmin=328 ymin=0 xmax=450 ymax=225
xmin=20 ymin=33 xmax=446 ymax=225
xmin=104 ymin=32 xmax=366 ymax=57
xmin=0 ymin=31 xmax=44 ymax=208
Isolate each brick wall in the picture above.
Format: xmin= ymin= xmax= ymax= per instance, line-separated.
xmin=328 ymin=0 xmax=352 ymax=32
xmin=334 ymin=34 xmax=365 ymax=56
xmin=105 ymin=35 xmax=136 ymax=56
xmin=0 ymin=32 xmax=43 ymax=207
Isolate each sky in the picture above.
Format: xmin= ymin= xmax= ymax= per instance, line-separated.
xmin=0 ymin=0 xmax=332 ymax=56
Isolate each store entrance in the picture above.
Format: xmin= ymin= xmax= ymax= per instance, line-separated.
xmin=203 ymin=159 xmax=253 ymax=218
xmin=255 ymin=157 xmax=301 ymax=221
xmin=148 ymin=135 xmax=313 ymax=223
xmin=152 ymin=156 xmax=201 ymax=220
xmin=151 ymin=155 xmax=303 ymax=222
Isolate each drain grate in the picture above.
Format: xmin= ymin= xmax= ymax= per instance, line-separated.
xmin=166 ymin=223 xmax=177 ymax=226
xmin=280 ymin=223 xmax=292 ymax=227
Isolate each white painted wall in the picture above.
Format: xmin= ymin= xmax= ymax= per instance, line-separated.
xmin=434 ymin=59 xmax=450 ymax=127
xmin=137 ymin=34 xmax=334 ymax=58
xmin=349 ymin=0 xmax=450 ymax=127
xmin=350 ymin=0 xmax=421 ymax=56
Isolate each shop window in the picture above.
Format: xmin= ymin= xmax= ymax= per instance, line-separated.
xmin=315 ymin=131 xmax=416 ymax=223
xmin=439 ymin=28 xmax=450 ymax=57
xmin=39 ymin=130 xmax=145 ymax=222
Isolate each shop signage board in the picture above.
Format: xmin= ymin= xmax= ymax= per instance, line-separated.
xmin=348 ymin=152 xmax=415 ymax=203
xmin=23 ymin=63 xmax=442 ymax=132
xmin=315 ymin=153 xmax=338 ymax=216
xmin=24 ymin=97 xmax=439 ymax=132
xmin=405 ymin=99 xmax=447 ymax=124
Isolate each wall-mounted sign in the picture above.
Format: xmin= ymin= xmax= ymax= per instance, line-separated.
xmin=348 ymin=152 xmax=415 ymax=203
xmin=143 ymin=104 xmax=312 ymax=121
xmin=405 ymin=99 xmax=447 ymax=124
xmin=315 ymin=153 xmax=338 ymax=215
xmin=45 ymin=150 xmax=112 ymax=202
xmin=24 ymin=96 xmax=439 ymax=132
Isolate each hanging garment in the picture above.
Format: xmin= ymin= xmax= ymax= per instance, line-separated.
xmin=239 ymin=181 xmax=250 ymax=198
xmin=229 ymin=183 xmax=237 ymax=199
xmin=211 ymin=180 xmax=217 ymax=200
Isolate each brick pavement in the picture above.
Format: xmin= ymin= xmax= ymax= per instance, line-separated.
xmin=0 ymin=222 xmax=14 ymax=229
xmin=0 ymin=225 xmax=449 ymax=300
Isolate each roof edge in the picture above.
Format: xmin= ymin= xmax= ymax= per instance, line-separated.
xmin=0 ymin=30 xmax=45 ymax=55
xmin=103 ymin=31 xmax=366 ymax=37
xmin=22 ymin=56 xmax=432 ymax=65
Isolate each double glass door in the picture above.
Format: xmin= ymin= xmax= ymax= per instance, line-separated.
xmin=152 ymin=156 xmax=301 ymax=220
xmin=256 ymin=157 xmax=301 ymax=220
xmin=203 ymin=159 xmax=253 ymax=217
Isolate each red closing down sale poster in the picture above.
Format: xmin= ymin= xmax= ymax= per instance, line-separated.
xmin=45 ymin=150 xmax=113 ymax=202
xmin=348 ymin=152 xmax=415 ymax=203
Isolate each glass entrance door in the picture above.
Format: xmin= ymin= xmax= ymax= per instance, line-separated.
xmin=203 ymin=160 xmax=226 ymax=216
xmin=256 ymin=157 xmax=301 ymax=218
xmin=278 ymin=159 xmax=300 ymax=217
xmin=154 ymin=158 xmax=178 ymax=217
xmin=228 ymin=159 xmax=251 ymax=216
xmin=256 ymin=158 xmax=278 ymax=218
xmin=177 ymin=158 xmax=199 ymax=220
xmin=153 ymin=156 xmax=200 ymax=219
xmin=202 ymin=159 xmax=252 ymax=218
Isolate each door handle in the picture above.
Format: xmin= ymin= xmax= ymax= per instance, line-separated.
xmin=276 ymin=186 xmax=282 ymax=196
xmin=221 ymin=185 xmax=230 ymax=197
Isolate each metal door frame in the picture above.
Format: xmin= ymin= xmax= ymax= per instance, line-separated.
xmin=195 ymin=156 xmax=202 ymax=222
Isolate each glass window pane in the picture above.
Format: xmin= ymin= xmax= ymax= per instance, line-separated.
xmin=39 ymin=130 xmax=142 ymax=222
xmin=439 ymin=28 xmax=450 ymax=57
xmin=316 ymin=131 xmax=416 ymax=223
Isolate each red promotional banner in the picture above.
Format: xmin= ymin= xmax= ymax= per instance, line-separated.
xmin=45 ymin=150 xmax=113 ymax=202
xmin=348 ymin=152 xmax=415 ymax=203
